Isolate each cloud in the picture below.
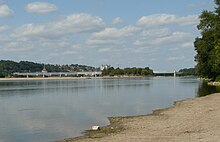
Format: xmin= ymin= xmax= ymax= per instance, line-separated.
xmin=0 ymin=25 xmax=9 ymax=32
xmin=0 ymin=4 xmax=14 ymax=17
xmin=135 ymin=28 xmax=192 ymax=46
xmin=141 ymin=28 xmax=170 ymax=38
xmin=25 ymin=2 xmax=58 ymax=14
xmin=92 ymin=26 xmax=140 ymax=38
xmin=181 ymin=42 xmax=193 ymax=48
xmin=167 ymin=56 xmax=185 ymax=61
xmin=152 ymin=32 xmax=191 ymax=45
xmin=0 ymin=11 xmax=197 ymax=70
xmin=98 ymin=48 xmax=112 ymax=52
xmin=2 ymin=41 xmax=33 ymax=52
xmin=137 ymin=14 xmax=199 ymax=27
xmin=87 ymin=26 xmax=140 ymax=46
xmin=112 ymin=17 xmax=123 ymax=24
xmin=12 ymin=13 xmax=105 ymax=38
xmin=39 ymin=38 xmax=70 ymax=48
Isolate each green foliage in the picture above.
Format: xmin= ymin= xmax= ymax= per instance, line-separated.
xmin=194 ymin=0 xmax=220 ymax=80
xmin=178 ymin=68 xmax=198 ymax=76
xmin=102 ymin=66 xmax=154 ymax=76
xmin=0 ymin=60 xmax=98 ymax=78
xmin=215 ymin=75 xmax=220 ymax=81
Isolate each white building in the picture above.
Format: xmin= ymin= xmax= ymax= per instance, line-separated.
xmin=42 ymin=65 xmax=47 ymax=73
xmin=100 ymin=64 xmax=110 ymax=71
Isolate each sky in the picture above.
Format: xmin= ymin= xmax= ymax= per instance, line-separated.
xmin=0 ymin=0 xmax=215 ymax=71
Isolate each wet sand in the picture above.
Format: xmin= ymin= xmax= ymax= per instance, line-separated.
xmin=57 ymin=93 xmax=220 ymax=142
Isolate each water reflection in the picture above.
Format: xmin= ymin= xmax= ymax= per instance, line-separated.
xmin=197 ymin=81 xmax=220 ymax=97
xmin=0 ymin=77 xmax=218 ymax=142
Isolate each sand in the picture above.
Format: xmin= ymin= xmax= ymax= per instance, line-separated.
xmin=57 ymin=93 xmax=220 ymax=142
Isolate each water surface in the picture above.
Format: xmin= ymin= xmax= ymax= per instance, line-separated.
xmin=0 ymin=77 xmax=219 ymax=142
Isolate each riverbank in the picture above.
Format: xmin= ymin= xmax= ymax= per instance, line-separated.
xmin=0 ymin=77 xmax=104 ymax=81
xmin=57 ymin=93 xmax=220 ymax=142
xmin=0 ymin=76 xmax=144 ymax=81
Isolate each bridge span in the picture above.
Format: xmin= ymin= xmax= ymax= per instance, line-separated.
xmin=13 ymin=71 xmax=102 ymax=78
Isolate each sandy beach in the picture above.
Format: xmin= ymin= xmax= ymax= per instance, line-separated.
xmin=58 ymin=93 xmax=220 ymax=142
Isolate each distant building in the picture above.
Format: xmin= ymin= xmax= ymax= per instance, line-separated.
xmin=42 ymin=65 xmax=47 ymax=73
xmin=100 ymin=64 xmax=110 ymax=71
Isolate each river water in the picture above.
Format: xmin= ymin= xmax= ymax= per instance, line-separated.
xmin=0 ymin=77 xmax=219 ymax=142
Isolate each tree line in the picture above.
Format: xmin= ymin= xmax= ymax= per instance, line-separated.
xmin=194 ymin=0 xmax=220 ymax=81
xmin=0 ymin=60 xmax=198 ymax=78
xmin=178 ymin=68 xmax=198 ymax=76
xmin=102 ymin=67 xmax=154 ymax=76
xmin=0 ymin=60 xmax=97 ymax=77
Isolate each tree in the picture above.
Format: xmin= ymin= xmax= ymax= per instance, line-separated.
xmin=178 ymin=68 xmax=198 ymax=76
xmin=101 ymin=66 xmax=154 ymax=76
xmin=0 ymin=60 xmax=98 ymax=78
xmin=194 ymin=0 xmax=220 ymax=79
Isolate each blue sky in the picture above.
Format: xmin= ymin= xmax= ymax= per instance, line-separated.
xmin=0 ymin=0 xmax=215 ymax=71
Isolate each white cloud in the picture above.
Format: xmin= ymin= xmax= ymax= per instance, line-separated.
xmin=92 ymin=26 xmax=140 ymax=38
xmin=25 ymin=2 xmax=57 ymax=14
xmin=3 ymin=41 xmax=33 ymax=52
xmin=0 ymin=4 xmax=14 ymax=17
xmin=87 ymin=26 xmax=140 ymax=46
xmin=40 ymin=39 xmax=70 ymax=48
xmin=0 ymin=11 xmax=197 ymax=70
xmin=153 ymin=32 xmax=191 ymax=45
xmin=87 ymin=39 xmax=124 ymax=46
xmin=13 ymin=13 xmax=105 ymax=38
xmin=135 ymin=30 xmax=192 ymax=46
xmin=13 ymin=24 xmax=45 ymax=38
xmin=0 ymin=34 xmax=11 ymax=44
xmin=62 ymin=50 xmax=77 ymax=55
xmin=112 ymin=17 xmax=123 ymax=24
xmin=167 ymin=56 xmax=185 ymax=61
xmin=98 ymin=48 xmax=111 ymax=52
xmin=141 ymin=28 xmax=170 ymax=37
xmin=177 ymin=15 xmax=199 ymax=26
xmin=181 ymin=42 xmax=193 ymax=48
xmin=137 ymin=14 xmax=199 ymax=27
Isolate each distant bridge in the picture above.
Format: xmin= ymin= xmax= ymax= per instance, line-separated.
xmin=13 ymin=71 xmax=102 ymax=78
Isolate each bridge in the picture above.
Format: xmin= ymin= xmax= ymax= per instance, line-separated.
xmin=13 ymin=71 xmax=102 ymax=78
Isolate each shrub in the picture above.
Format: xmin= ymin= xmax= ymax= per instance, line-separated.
xmin=215 ymin=75 xmax=220 ymax=82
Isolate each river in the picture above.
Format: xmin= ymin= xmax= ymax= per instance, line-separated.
xmin=0 ymin=77 xmax=219 ymax=142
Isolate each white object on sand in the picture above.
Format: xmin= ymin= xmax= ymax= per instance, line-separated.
xmin=92 ymin=126 xmax=100 ymax=130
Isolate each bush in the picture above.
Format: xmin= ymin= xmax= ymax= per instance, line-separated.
xmin=215 ymin=75 xmax=220 ymax=82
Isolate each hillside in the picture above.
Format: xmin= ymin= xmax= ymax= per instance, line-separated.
xmin=0 ymin=60 xmax=98 ymax=77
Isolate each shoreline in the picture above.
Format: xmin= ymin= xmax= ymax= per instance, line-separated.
xmin=0 ymin=76 xmax=145 ymax=81
xmin=57 ymin=93 xmax=220 ymax=142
